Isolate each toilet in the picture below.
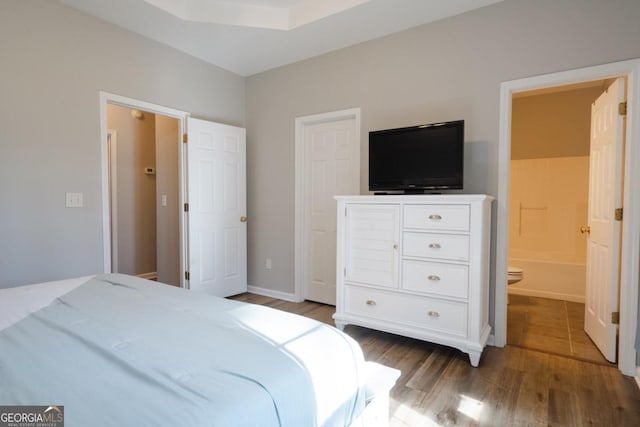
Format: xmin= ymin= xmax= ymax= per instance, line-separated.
xmin=507 ymin=266 xmax=524 ymax=285
xmin=507 ymin=266 xmax=523 ymax=304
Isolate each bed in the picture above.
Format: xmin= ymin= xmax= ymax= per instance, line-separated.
xmin=0 ymin=274 xmax=399 ymax=426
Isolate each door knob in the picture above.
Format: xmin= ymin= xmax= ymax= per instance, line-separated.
xmin=240 ymin=216 xmax=247 ymax=223
xmin=580 ymin=226 xmax=590 ymax=234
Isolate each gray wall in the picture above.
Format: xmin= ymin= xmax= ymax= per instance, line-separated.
xmin=245 ymin=0 xmax=640 ymax=326
xmin=155 ymin=115 xmax=181 ymax=286
xmin=0 ymin=0 xmax=244 ymax=288
xmin=2 ymin=0 xmax=640 ymax=305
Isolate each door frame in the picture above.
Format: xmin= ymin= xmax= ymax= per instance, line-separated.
xmin=496 ymin=59 xmax=640 ymax=376
xmin=107 ymin=129 xmax=119 ymax=273
xmin=294 ymin=108 xmax=361 ymax=302
xmin=99 ymin=92 xmax=189 ymax=287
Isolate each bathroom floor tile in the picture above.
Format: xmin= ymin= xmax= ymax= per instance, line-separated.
xmin=508 ymin=294 xmax=530 ymax=305
xmin=523 ymin=312 xmax=567 ymax=329
xmin=507 ymin=323 xmax=525 ymax=346
xmin=507 ymin=295 xmax=609 ymax=365
xmin=566 ymin=315 xmax=584 ymax=330
xmin=565 ymin=301 xmax=584 ymax=314
xmin=527 ymin=308 xmax=567 ymax=320
xmin=526 ymin=323 xmax=570 ymax=340
xmin=568 ymin=329 xmax=603 ymax=350
xmin=528 ymin=297 xmax=565 ymax=309
xmin=508 ymin=311 xmax=527 ymax=324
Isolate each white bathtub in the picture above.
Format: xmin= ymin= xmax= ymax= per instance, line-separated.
xmin=508 ymin=258 xmax=586 ymax=303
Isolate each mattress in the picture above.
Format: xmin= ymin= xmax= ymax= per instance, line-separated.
xmin=0 ymin=274 xmax=372 ymax=426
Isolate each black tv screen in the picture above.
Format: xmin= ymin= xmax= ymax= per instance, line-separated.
xmin=369 ymin=120 xmax=464 ymax=192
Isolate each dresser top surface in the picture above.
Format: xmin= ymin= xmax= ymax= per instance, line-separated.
xmin=334 ymin=194 xmax=494 ymax=203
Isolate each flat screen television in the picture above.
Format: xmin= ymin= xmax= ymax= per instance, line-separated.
xmin=369 ymin=120 xmax=464 ymax=193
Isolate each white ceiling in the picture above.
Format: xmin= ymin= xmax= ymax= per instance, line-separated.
xmin=60 ymin=0 xmax=503 ymax=76
xmin=141 ymin=0 xmax=372 ymax=30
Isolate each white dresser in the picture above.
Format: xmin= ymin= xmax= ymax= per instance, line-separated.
xmin=333 ymin=194 xmax=493 ymax=366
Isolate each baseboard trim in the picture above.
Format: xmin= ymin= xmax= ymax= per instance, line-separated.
xmin=508 ymin=288 xmax=585 ymax=303
xmin=635 ymin=367 xmax=640 ymax=390
xmin=487 ymin=334 xmax=497 ymax=347
xmin=247 ymin=285 xmax=299 ymax=302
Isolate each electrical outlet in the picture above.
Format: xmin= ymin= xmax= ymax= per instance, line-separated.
xmin=266 ymin=258 xmax=272 ymax=270
xmin=65 ymin=192 xmax=84 ymax=208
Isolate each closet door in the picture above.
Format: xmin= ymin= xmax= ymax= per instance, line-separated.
xmin=187 ymin=118 xmax=247 ymax=297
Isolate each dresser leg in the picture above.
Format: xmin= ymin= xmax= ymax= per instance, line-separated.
xmin=334 ymin=321 xmax=346 ymax=331
xmin=468 ymin=351 xmax=481 ymax=367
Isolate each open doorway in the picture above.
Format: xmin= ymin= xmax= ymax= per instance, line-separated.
xmin=99 ymin=92 xmax=189 ymax=289
xmin=99 ymin=91 xmax=248 ymax=297
xmin=506 ymin=80 xmax=619 ymax=364
xmin=107 ymin=104 xmax=181 ymax=286
xmin=495 ymin=58 xmax=640 ymax=377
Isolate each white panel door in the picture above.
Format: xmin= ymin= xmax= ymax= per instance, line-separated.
xmin=304 ymin=118 xmax=359 ymax=304
xmin=584 ymin=78 xmax=625 ymax=362
xmin=187 ymin=118 xmax=247 ymax=297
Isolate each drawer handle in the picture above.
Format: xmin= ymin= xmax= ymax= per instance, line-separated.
xmin=428 ymin=243 xmax=441 ymax=249
xmin=427 ymin=311 xmax=440 ymax=318
xmin=428 ymin=275 xmax=441 ymax=281
xmin=366 ymin=300 xmax=377 ymax=307
xmin=428 ymin=214 xmax=442 ymax=221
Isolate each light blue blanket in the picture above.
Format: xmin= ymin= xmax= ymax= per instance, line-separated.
xmin=0 ymin=274 xmax=366 ymax=426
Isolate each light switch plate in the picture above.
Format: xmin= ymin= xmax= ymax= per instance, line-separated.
xmin=66 ymin=192 xmax=84 ymax=208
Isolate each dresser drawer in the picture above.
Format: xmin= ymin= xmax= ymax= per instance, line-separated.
xmin=403 ymin=232 xmax=469 ymax=261
xmin=404 ymin=204 xmax=470 ymax=231
xmin=344 ymin=285 xmax=468 ymax=337
xmin=401 ymin=260 xmax=469 ymax=299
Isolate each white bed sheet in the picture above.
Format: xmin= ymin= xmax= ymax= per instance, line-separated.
xmin=0 ymin=275 xmax=400 ymax=426
xmin=0 ymin=276 xmax=94 ymax=331
xmin=1 ymin=274 xmax=372 ymax=426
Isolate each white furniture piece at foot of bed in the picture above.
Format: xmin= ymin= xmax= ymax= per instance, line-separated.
xmin=350 ymin=362 xmax=400 ymax=427
xmin=334 ymin=194 xmax=493 ymax=367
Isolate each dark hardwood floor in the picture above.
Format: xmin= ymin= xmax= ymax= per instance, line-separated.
xmin=230 ymin=293 xmax=640 ymax=426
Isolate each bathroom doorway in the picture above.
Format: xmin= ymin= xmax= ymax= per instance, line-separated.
xmin=506 ymin=78 xmax=625 ymax=364
xmin=496 ymin=59 xmax=640 ymax=377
